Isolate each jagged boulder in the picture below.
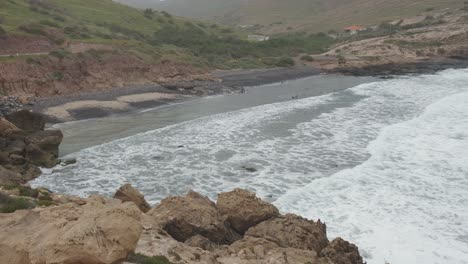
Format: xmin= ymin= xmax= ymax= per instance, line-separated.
xmin=217 ymin=188 xmax=279 ymax=234
xmin=319 ymin=238 xmax=363 ymax=264
xmin=0 ymin=196 xmax=143 ymax=264
xmin=114 ymin=184 xmax=151 ymax=213
xmin=147 ymin=190 xmax=240 ymax=244
xmin=4 ymin=110 xmax=45 ymax=132
xmin=25 ymin=130 xmax=63 ymax=157
xmin=245 ymin=214 xmax=329 ymax=253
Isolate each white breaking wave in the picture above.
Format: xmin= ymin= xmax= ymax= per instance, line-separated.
xmin=32 ymin=68 xmax=468 ymax=264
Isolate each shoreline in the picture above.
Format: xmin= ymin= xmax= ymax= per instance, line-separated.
xmin=28 ymin=66 xmax=323 ymax=123
xmin=22 ymin=58 xmax=468 ymax=123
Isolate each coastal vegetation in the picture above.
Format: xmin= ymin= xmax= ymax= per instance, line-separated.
xmin=0 ymin=0 xmax=332 ymax=69
xmin=122 ymin=0 xmax=463 ymax=33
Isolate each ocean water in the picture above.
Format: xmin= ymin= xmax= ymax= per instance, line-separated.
xmin=32 ymin=69 xmax=468 ymax=264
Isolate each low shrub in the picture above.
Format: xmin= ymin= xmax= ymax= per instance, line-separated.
xmin=40 ymin=20 xmax=60 ymax=28
xmin=18 ymin=23 xmax=47 ymax=35
xmin=49 ymin=49 xmax=70 ymax=59
xmin=2 ymin=184 xmax=38 ymax=197
xmin=300 ymin=55 xmax=314 ymax=61
xmin=276 ymin=57 xmax=295 ymax=67
xmin=0 ymin=193 xmax=35 ymax=213
xmin=36 ymin=200 xmax=54 ymax=207
xmin=52 ymin=71 xmax=64 ymax=80
xmin=337 ymin=54 xmax=347 ymax=64
xmin=0 ymin=25 xmax=6 ymax=36
xmin=127 ymin=253 xmax=174 ymax=264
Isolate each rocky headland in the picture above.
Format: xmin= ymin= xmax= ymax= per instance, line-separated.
xmin=0 ymin=110 xmax=365 ymax=264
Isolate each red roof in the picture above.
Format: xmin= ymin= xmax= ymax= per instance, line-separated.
xmin=344 ymin=25 xmax=365 ymax=31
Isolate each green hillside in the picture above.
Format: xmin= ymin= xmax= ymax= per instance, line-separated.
xmin=0 ymin=0 xmax=333 ymax=69
xmin=119 ymin=0 xmax=464 ymax=33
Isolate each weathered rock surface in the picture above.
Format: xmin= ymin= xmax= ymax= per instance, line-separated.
xmin=147 ymin=190 xmax=241 ymax=244
xmin=136 ymin=189 xmax=364 ymax=264
xmin=5 ymin=109 xmax=45 ymax=132
xmin=319 ymin=238 xmax=364 ymax=264
xmin=245 ymin=214 xmax=329 ymax=253
xmin=217 ymin=188 xmax=279 ymax=234
xmin=114 ymin=183 xmax=151 ymax=213
xmin=0 ymin=196 xmax=143 ymax=264
xmin=0 ymin=110 xmax=62 ymax=185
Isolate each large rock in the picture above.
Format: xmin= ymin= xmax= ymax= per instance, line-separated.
xmin=5 ymin=110 xmax=45 ymax=132
xmin=23 ymin=130 xmax=63 ymax=168
xmin=0 ymin=165 xmax=23 ymax=185
xmin=217 ymin=188 xmax=279 ymax=234
xmin=114 ymin=184 xmax=151 ymax=213
xmin=319 ymin=238 xmax=363 ymax=264
xmin=0 ymin=196 xmax=143 ymax=264
xmin=147 ymin=190 xmax=240 ymax=244
xmin=25 ymin=143 xmax=58 ymax=168
xmin=0 ymin=117 xmax=18 ymax=136
xmin=25 ymin=130 xmax=63 ymax=157
xmin=245 ymin=214 xmax=329 ymax=253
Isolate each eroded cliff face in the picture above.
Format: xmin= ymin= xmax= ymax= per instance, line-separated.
xmin=0 ymin=35 xmax=58 ymax=56
xmin=0 ymin=51 xmax=202 ymax=98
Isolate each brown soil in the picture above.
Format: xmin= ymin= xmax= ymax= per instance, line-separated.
xmin=0 ymin=50 xmax=201 ymax=98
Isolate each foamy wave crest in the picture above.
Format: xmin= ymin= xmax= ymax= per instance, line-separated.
xmin=276 ymin=91 xmax=468 ymax=264
xmin=32 ymin=68 xmax=468 ymax=264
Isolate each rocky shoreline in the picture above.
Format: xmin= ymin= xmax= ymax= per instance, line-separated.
xmin=3 ymin=60 xmax=467 ymax=123
xmin=0 ymin=110 xmax=365 ymax=264
xmin=328 ymin=56 xmax=468 ymax=76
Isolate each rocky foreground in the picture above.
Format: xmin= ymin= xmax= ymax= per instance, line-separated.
xmin=0 ymin=110 xmax=364 ymax=264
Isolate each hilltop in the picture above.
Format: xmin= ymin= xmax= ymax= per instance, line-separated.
xmin=118 ymin=0 xmax=465 ymax=33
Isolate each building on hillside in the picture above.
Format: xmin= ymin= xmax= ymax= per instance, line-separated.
xmin=343 ymin=25 xmax=366 ymax=35
xmin=248 ymin=34 xmax=270 ymax=42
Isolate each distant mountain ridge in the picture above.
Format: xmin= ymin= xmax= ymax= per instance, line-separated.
xmin=116 ymin=0 xmax=463 ymax=33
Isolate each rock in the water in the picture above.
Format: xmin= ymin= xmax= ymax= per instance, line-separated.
xmin=0 ymin=196 xmax=142 ymax=264
xmin=217 ymin=188 xmax=279 ymax=234
xmin=114 ymin=183 xmax=151 ymax=213
xmin=319 ymin=237 xmax=364 ymax=264
xmin=5 ymin=110 xmax=45 ymax=132
xmin=61 ymin=157 xmax=77 ymax=166
xmin=147 ymin=190 xmax=241 ymax=244
xmin=25 ymin=143 xmax=58 ymax=168
xmin=245 ymin=214 xmax=329 ymax=253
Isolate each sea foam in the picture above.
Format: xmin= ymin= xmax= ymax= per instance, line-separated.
xmin=32 ymin=68 xmax=468 ymax=264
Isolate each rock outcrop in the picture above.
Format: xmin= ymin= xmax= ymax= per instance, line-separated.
xmin=136 ymin=189 xmax=364 ymax=264
xmin=114 ymin=183 xmax=151 ymax=213
xmin=5 ymin=110 xmax=45 ymax=132
xmin=217 ymin=188 xmax=279 ymax=234
xmin=0 ymin=110 xmax=62 ymax=184
xmin=245 ymin=214 xmax=329 ymax=253
xmin=147 ymin=190 xmax=241 ymax=245
xmin=0 ymin=196 xmax=142 ymax=264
